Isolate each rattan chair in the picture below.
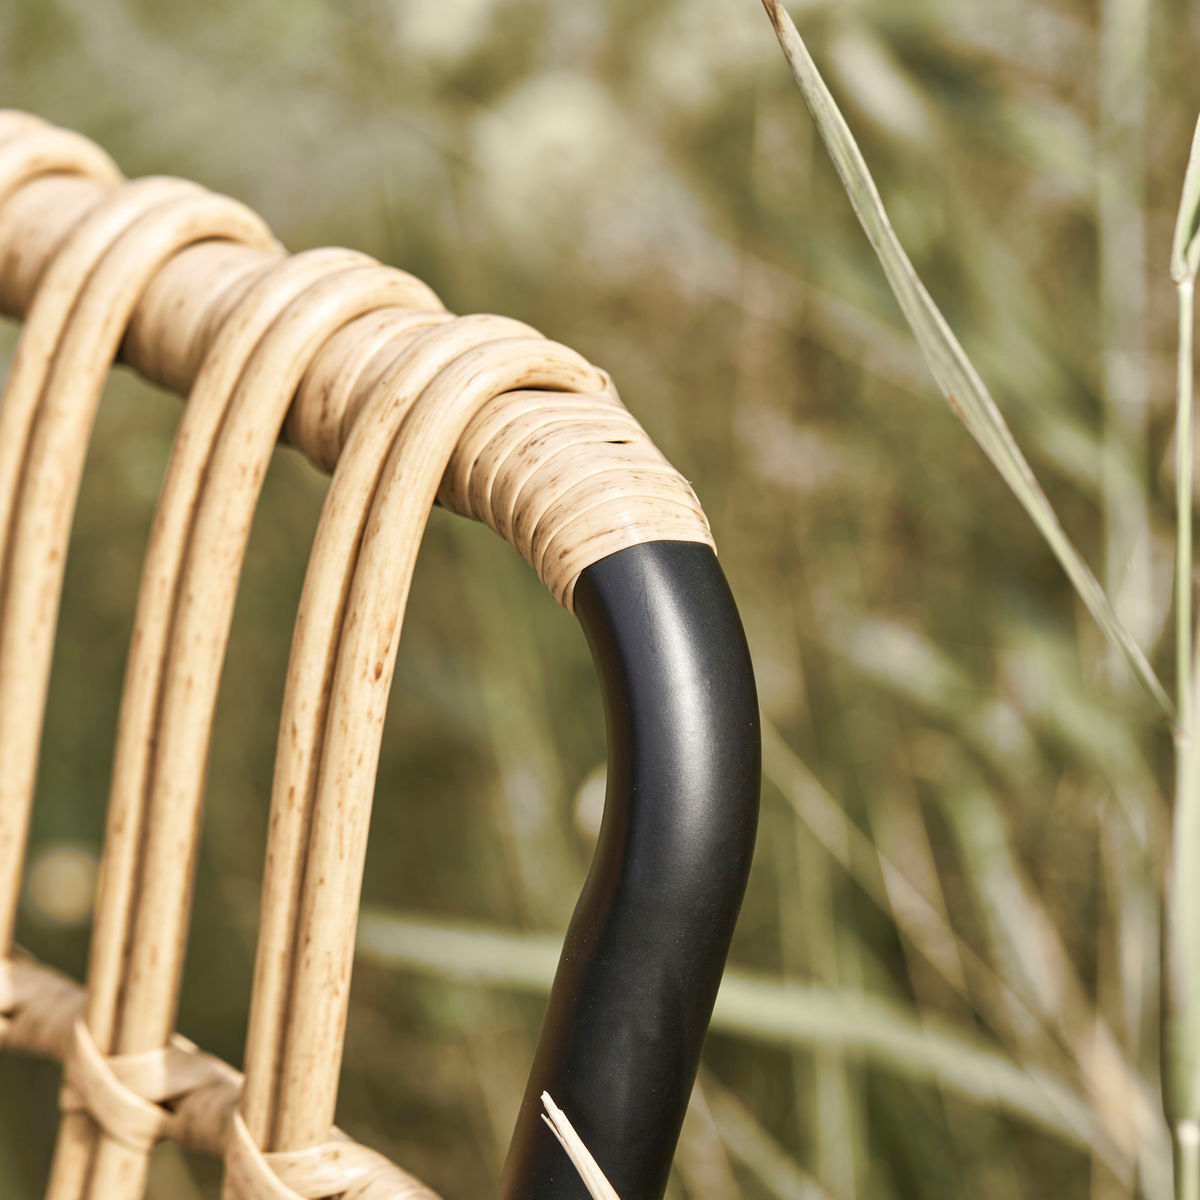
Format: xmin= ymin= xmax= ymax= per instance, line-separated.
xmin=0 ymin=111 xmax=760 ymax=1200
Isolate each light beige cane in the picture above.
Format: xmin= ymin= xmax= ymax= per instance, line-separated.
xmin=0 ymin=120 xmax=123 ymax=954
xmin=0 ymin=177 xmax=278 ymax=1199
xmin=49 ymin=248 xmax=373 ymax=1199
xmin=0 ymin=119 xmax=445 ymax=1198
xmin=58 ymin=260 xmax=445 ymax=1200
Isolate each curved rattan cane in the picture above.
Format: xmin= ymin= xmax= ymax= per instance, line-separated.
xmin=0 ymin=112 xmax=760 ymax=1200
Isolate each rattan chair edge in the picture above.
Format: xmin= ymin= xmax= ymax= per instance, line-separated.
xmin=0 ymin=110 xmax=714 ymax=1200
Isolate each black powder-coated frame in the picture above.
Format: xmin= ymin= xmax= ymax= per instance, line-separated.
xmin=500 ymin=540 xmax=761 ymax=1200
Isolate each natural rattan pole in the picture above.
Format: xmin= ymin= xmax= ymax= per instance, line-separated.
xmin=63 ymin=263 xmax=443 ymax=1200
xmin=0 ymin=183 xmax=278 ymax=1200
xmin=0 ymin=171 xmax=281 ymax=394
xmin=0 ymin=122 xmax=123 ymax=955
xmin=235 ymin=324 xmax=599 ymax=1176
xmin=85 ymin=248 xmax=374 ymax=1056
xmin=236 ymin=314 xmax=514 ymax=1148
xmin=50 ymin=249 xmax=375 ymax=1200
xmin=0 ymin=181 xmax=276 ymax=952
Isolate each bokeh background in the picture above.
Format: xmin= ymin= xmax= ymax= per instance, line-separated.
xmin=1 ymin=0 xmax=1199 ymax=1196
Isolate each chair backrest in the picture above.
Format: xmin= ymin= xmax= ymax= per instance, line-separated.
xmin=0 ymin=111 xmax=760 ymax=1200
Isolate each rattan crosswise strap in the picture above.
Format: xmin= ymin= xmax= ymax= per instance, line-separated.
xmin=0 ymin=110 xmax=714 ymax=1200
xmin=1 ymin=957 xmax=437 ymax=1199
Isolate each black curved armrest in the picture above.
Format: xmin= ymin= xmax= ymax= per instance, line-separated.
xmin=500 ymin=540 xmax=761 ymax=1200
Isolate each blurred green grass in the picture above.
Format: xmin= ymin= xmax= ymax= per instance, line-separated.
xmin=1 ymin=0 xmax=1199 ymax=1197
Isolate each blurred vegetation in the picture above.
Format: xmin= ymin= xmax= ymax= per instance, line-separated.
xmin=1 ymin=0 xmax=1199 ymax=1197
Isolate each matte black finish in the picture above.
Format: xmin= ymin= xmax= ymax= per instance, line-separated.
xmin=500 ymin=541 xmax=761 ymax=1200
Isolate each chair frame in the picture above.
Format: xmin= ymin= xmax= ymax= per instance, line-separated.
xmin=0 ymin=111 xmax=760 ymax=1200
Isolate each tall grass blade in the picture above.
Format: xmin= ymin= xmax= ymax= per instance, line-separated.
xmin=702 ymin=1073 xmax=837 ymax=1200
xmin=674 ymin=1084 xmax=744 ymax=1199
xmin=937 ymin=766 xmax=1165 ymax=1184
xmin=356 ymin=908 xmax=1125 ymax=1169
xmin=1168 ymin=110 xmax=1200 ymax=1200
xmin=758 ymin=0 xmax=1170 ymax=716
xmin=1171 ymin=116 xmax=1200 ymax=288
xmin=1176 ymin=282 xmax=1196 ymax=737
xmin=761 ymin=717 xmax=1049 ymax=1052
xmin=778 ymin=770 xmax=862 ymax=1195
xmin=1097 ymin=0 xmax=1153 ymax=655
xmin=1172 ymin=113 xmax=1200 ymax=733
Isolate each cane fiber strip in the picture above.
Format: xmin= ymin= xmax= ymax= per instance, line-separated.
xmin=2 ymin=956 xmax=438 ymax=1199
xmin=0 ymin=127 xmax=713 ymax=606
xmin=52 ymin=250 xmax=390 ymax=1199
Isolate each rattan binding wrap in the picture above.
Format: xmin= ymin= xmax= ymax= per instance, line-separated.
xmin=0 ymin=111 xmax=714 ymax=1200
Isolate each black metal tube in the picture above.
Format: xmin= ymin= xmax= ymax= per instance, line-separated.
xmin=499 ymin=540 xmax=761 ymax=1200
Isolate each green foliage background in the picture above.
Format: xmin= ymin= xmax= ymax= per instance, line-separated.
xmin=1 ymin=0 xmax=1198 ymax=1196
